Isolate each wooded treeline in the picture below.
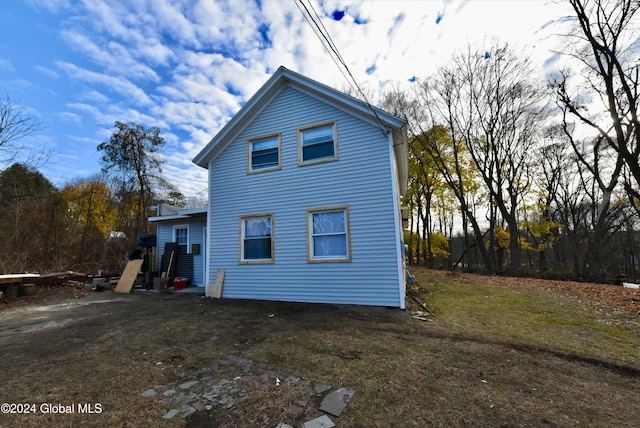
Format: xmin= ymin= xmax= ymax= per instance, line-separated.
xmin=0 ymin=121 xmax=191 ymax=274
xmin=387 ymin=0 xmax=639 ymax=282
xmin=1 ymin=0 xmax=636 ymax=283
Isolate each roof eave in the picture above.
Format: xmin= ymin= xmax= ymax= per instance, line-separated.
xmin=192 ymin=67 xmax=289 ymax=169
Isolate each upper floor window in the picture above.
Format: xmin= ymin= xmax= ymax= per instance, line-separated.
xmin=298 ymin=122 xmax=338 ymax=165
xmin=247 ymin=134 xmax=281 ymax=173
xmin=239 ymin=213 xmax=274 ymax=263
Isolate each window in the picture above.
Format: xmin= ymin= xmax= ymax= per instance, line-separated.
xmin=174 ymin=225 xmax=188 ymax=245
xmin=307 ymin=207 xmax=351 ymax=262
xmin=247 ymin=134 xmax=281 ymax=173
xmin=298 ymin=122 xmax=338 ymax=165
xmin=239 ymin=214 xmax=274 ymax=263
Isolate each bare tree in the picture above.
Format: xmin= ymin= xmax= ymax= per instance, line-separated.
xmin=433 ymin=42 xmax=550 ymax=275
xmin=0 ymin=95 xmax=43 ymax=166
xmin=526 ymin=129 xmax=566 ymax=273
xmin=552 ymin=0 xmax=639 ymax=277
xmin=555 ymin=0 xmax=639 ymax=204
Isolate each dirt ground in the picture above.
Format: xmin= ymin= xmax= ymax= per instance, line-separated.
xmin=0 ymin=286 xmax=406 ymax=427
xmin=0 ymin=276 xmax=639 ymax=427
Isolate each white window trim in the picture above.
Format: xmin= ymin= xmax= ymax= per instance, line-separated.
xmin=297 ymin=121 xmax=339 ymax=166
xmin=247 ymin=133 xmax=282 ymax=174
xmin=306 ymin=206 xmax=351 ymax=263
xmin=239 ymin=213 xmax=275 ymax=264
xmin=173 ymin=224 xmax=190 ymax=253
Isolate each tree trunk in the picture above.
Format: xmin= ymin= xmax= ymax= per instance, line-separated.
xmin=507 ymin=216 xmax=520 ymax=276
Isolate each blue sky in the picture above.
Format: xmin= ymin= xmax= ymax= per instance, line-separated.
xmin=0 ymin=0 xmax=572 ymax=198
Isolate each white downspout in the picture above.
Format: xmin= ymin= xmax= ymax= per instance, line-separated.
xmin=388 ymin=131 xmax=406 ymax=309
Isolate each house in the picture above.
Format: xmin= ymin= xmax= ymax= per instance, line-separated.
xmin=192 ymin=66 xmax=409 ymax=308
xmin=149 ymin=204 xmax=208 ymax=287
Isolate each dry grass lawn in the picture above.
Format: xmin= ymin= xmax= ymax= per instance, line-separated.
xmin=0 ymin=268 xmax=638 ymax=427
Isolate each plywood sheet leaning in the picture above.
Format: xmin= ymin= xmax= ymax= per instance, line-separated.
xmin=114 ymin=259 xmax=144 ymax=294
xmin=206 ymin=269 xmax=225 ymax=298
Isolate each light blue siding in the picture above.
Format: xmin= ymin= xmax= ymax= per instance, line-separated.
xmin=155 ymin=218 xmax=207 ymax=286
xmin=155 ymin=223 xmax=173 ymax=271
xmin=207 ymin=86 xmax=402 ymax=306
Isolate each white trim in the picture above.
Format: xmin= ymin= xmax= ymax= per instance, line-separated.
xmin=202 ymin=225 xmax=207 ymax=288
xmin=205 ymin=181 xmax=212 ymax=288
xmin=388 ymin=131 xmax=406 ymax=309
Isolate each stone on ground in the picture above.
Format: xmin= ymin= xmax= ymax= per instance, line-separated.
xmin=319 ymin=388 xmax=355 ymax=417
xmin=302 ymin=414 xmax=335 ymax=428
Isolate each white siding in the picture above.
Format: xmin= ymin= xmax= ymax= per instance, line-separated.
xmin=208 ymin=86 xmax=402 ymax=306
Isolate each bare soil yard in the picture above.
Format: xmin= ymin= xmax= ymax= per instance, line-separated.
xmin=0 ymin=270 xmax=639 ymax=427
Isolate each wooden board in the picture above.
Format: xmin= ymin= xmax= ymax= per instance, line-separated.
xmin=206 ymin=269 xmax=225 ymax=298
xmin=160 ymin=242 xmax=178 ymax=279
xmin=0 ymin=274 xmax=39 ymax=285
xmin=114 ymin=259 xmax=144 ymax=294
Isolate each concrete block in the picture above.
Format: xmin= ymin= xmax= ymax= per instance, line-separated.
xmin=178 ymin=380 xmax=199 ymax=390
xmin=319 ymin=388 xmax=355 ymax=417
xmin=314 ymin=383 xmax=332 ymax=395
xmin=179 ymin=404 xmax=197 ymax=418
xmin=163 ymin=409 xmax=178 ymax=419
xmin=302 ymin=415 xmax=335 ymax=428
xmin=191 ymin=401 xmax=206 ymax=411
xmin=142 ymin=388 xmax=157 ymax=397
xmin=286 ymin=404 xmax=304 ymax=418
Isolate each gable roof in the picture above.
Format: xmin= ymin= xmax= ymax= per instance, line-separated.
xmin=192 ymin=66 xmax=408 ymax=196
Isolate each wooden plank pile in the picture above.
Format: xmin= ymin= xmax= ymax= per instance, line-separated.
xmin=0 ymin=271 xmax=88 ymax=301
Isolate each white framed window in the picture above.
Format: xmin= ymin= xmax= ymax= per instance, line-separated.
xmin=173 ymin=225 xmax=189 ymax=249
xmin=307 ymin=206 xmax=351 ymax=262
xmin=247 ymin=133 xmax=281 ymax=173
xmin=239 ymin=213 xmax=274 ymax=263
xmin=298 ymin=121 xmax=338 ymax=165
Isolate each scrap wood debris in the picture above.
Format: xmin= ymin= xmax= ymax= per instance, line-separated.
xmin=0 ymin=271 xmax=90 ymax=304
xmin=31 ymin=271 xmax=88 ymax=286
xmin=0 ymin=271 xmax=88 ymax=287
xmin=406 ymin=283 xmax=435 ymax=321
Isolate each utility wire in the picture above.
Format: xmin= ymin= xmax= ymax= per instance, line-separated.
xmin=293 ymin=0 xmax=390 ymax=137
xmin=293 ymin=0 xmax=355 ymax=93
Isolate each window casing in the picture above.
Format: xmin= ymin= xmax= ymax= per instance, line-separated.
xmin=298 ymin=122 xmax=338 ymax=165
xmin=173 ymin=225 xmax=189 ymax=250
xmin=247 ymin=134 xmax=281 ymax=173
xmin=307 ymin=206 xmax=351 ymax=262
xmin=239 ymin=214 xmax=274 ymax=263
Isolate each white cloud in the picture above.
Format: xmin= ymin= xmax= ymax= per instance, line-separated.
xmin=33 ymin=65 xmax=60 ymax=80
xmin=61 ymin=30 xmax=162 ymax=82
xmin=81 ymin=90 xmax=110 ymax=104
xmin=57 ymin=111 xmax=82 ymax=123
xmin=0 ymin=57 xmax=15 ymax=72
xmin=153 ymin=0 xmax=198 ymax=47
xmin=27 ymin=0 xmax=71 ymax=13
xmin=7 ymin=0 xmax=580 ymax=197
xmin=57 ymin=62 xmax=154 ymax=106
